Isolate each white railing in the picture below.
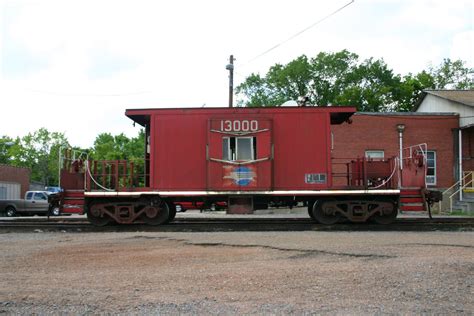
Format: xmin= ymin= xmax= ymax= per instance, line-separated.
xmin=443 ymin=171 xmax=474 ymax=213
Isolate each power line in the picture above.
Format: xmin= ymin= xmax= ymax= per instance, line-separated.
xmin=246 ymin=0 xmax=355 ymax=64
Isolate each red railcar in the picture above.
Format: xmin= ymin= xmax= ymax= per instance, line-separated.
xmin=59 ymin=106 xmax=435 ymax=226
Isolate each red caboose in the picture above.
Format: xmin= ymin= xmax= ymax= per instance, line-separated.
xmin=59 ymin=106 xmax=431 ymax=225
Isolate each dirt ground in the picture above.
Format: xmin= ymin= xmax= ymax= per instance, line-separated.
xmin=0 ymin=230 xmax=473 ymax=314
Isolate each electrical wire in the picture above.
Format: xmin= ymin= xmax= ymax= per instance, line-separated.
xmin=246 ymin=0 xmax=355 ymax=64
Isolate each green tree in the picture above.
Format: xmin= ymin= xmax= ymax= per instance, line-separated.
xmin=90 ymin=130 xmax=146 ymax=187
xmin=0 ymin=136 xmax=19 ymax=164
xmin=428 ymin=58 xmax=474 ymax=89
xmin=236 ymin=50 xmax=473 ymax=112
xmin=90 ymin=130 xmax=145 ymax=161
xmin=7 ymin=128 xmax=69 ymax=186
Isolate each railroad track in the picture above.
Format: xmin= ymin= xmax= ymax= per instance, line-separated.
xmin=0 ymin=217 xmax=473 ymax=232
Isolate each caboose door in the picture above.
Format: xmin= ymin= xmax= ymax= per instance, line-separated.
xmin=207 ymin=118 xmax=272 ymax=191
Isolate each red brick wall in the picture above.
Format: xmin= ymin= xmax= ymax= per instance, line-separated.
xmin=331 ymin=114 xmax=458 ymax=188
xmin=0 ymin=165 xmax=31 ymax=197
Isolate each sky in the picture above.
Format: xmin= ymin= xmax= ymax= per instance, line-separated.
xmin=0 ymin=0 xmax=473 ymax=148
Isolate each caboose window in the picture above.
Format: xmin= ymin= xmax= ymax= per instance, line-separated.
xmin=223 ymin=137 xmax=257 ymax=161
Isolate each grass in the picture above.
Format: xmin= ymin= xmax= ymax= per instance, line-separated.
xmin=447 ymin=210 xmax=474 ymax=216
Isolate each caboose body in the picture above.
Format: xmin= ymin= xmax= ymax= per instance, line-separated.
xmin=128 ymin=106 xmax=355 ymax=192
xmin=59 ymin=106 xmax=431 ymax=226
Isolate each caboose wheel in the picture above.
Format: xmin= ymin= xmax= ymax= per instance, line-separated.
xmin=312 ymin=200 xmax=341 ymax=225
xmin=372 ymin=203 xmax=397 ymax=225
xmin=141 ymin=202 xmax=169 ymax=225
xmin=307 ymin=201 xmax=316 ymax=221
xmin=166 ymin=202 xmax=177 ymax=223
xmin=87 ymin=205 xmax=111 ymax=227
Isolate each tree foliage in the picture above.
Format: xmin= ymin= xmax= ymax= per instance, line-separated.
xmin=90 ymin=129 xmax=145 ymax=161
xmin=236 ymin=51 xmax=473 ymax=111
xmin=1 ymin=128 xmax=145 ymax=186
xmin=1 ymin=129 xmax=69 ymax=186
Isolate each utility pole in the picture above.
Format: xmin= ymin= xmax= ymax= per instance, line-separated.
xmin=226 ymin=55 xmax=234 ymax=108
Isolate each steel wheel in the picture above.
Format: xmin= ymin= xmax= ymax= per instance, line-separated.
xmin=312 ymin=200 xmax=341 ymax=225
xmin=87 ymin=204 xmax=111 ymax=227
xmin=6 ymin=207 xmax=16 ymax=217
xmin=141 ymin=202 xmax=169 ymax=225
xmin=372 ymin=203 xmax=397 ymax=225
xmin=307 ymin=201 xmax=316 ymax=221
xmin=166 ymin=203 xmax=177 ymax=223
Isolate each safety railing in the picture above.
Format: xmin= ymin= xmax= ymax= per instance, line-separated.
xmin=331 ymin=156 xmax=399 ymax=190
xmin=85 ymin=159 xmax=149 ymax=191
xmin=443 ymin=171 xmax=474 ymax=214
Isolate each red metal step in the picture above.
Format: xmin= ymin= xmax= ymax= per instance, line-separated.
xmin=400 ymin=197 xmax=424 ymax=204
xmin=61 ymin=190 xmax=85 ymax=214
xmin=400 ymin=189 xmax=422 ymax=196
xmin=399 ymin=204 xmax=425 ymax=212
xmin=399 ymin=187 xmax=426 ymax=213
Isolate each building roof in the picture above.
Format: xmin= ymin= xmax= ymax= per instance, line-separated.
xmin=413 ymin=89 xmax=474 ymax=111
xmin=0 ymin=164 xmax=30 ymax=171
xmin=356 ymin=112 xmax=458 ymax=117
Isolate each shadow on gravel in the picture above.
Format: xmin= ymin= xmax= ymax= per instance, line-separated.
xmin=125 ymin=235 xmax=396 ymax=260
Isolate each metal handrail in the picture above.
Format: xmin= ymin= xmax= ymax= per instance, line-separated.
xmin=447 ymin=171 xmax=474 ymax=213
xmin=462 ymin=171 xmax=474 ymax=188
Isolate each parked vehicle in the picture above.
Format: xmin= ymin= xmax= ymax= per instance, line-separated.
xmin=0 ymin=191 xmax=60 ymax=217
xmin=174 ymin=201 xmax=227 ymax=212
xmin=45 ymin=186 xmax=62 ymax=194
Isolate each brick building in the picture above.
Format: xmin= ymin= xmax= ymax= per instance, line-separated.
xmin=332 ymin=112 xmax=459 ymax=189
xmin=414 ymin=90 xmax=474 ymax=174
xmin=0 ymin=165 xmax=30 ymax=199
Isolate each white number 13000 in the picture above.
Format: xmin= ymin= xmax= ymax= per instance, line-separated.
xmin=220 ymin=120 xmax=258 ymax=132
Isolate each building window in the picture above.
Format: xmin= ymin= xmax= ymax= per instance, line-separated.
xmin=365 ymin=150 xmax=384 ymax=159
xmin=426 ymin=151 xmax=436 ymax=185
xmin=223 ymin=137 xmax=257 ymax=161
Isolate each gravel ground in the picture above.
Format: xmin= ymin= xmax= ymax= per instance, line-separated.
xmin=0 ymin=229 xmax=473 ymax=314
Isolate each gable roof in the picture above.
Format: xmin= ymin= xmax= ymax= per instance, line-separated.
xmin=413 ymin=89 xmax=474 ymax=111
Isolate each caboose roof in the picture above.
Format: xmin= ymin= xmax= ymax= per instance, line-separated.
xmin=125 ymin=106 xmax=356 ymax=127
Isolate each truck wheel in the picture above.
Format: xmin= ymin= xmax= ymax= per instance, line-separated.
xmin=6 ymin=207 xmax=17 ymax=217
xmin=50 ymin=206 xmax=61 ymax=216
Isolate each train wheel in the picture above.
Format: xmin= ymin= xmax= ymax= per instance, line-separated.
xmin=87 ymin=205 xmax=111 ymax=227
xmin=372 ymin=203 xmax=397 ymax=225
xmin=166 ymin=203 xmax=177 ymax=223
xmin=312 ymin=200 xmax=341 ymax=225
xmin=307 ymin=201 xmax=316 ymax=220
xmin=141 ymin=202 xmax=169 ymax=225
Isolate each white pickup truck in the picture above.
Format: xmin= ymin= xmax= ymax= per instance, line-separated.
xmin=0 ymin=191 xmax=60 ymax=217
